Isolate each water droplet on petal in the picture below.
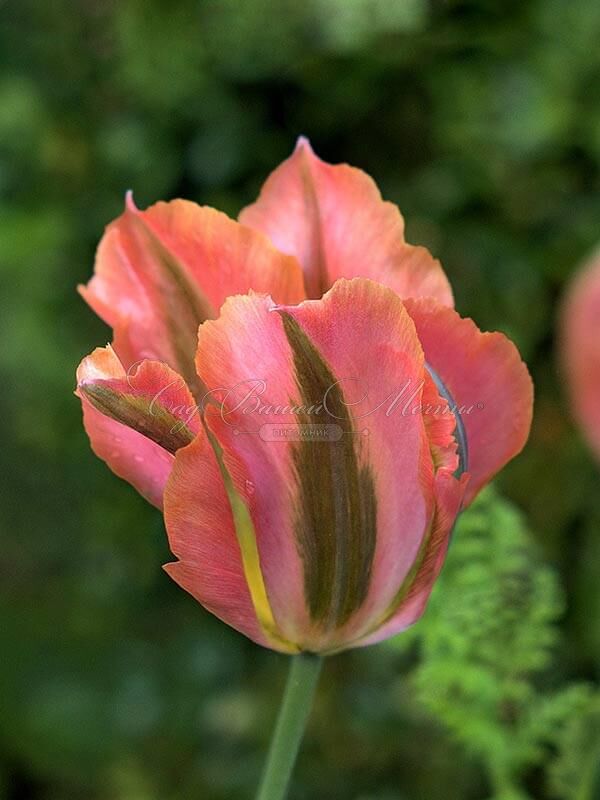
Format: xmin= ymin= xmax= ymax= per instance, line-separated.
xmin=133 ymin=454 xmax=144 ymax=463
xmin=245 ymin=479 xmax=255 ymax=496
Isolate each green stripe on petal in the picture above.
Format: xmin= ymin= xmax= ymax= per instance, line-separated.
xmin=126 ymin=203 xmax=214 ymax=394
xmin=80 ymin=383 xmax=195 ymax=454
xmin=279 ymin=311 xmax=377 ymax=630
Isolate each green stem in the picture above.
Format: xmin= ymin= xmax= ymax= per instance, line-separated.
xmin=256 ymin=653 xmax=323 ymax=800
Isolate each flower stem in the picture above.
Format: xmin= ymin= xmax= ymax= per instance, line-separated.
xmin=256 ymin=653 xmax=323 ymax=800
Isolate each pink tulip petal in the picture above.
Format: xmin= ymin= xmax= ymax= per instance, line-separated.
xmin=196 ymin=293 xmax=308 ymax=644
xmin=561 ymin=252 xmax=600 ymax=460
xmin=196 ymin=278 xmax=446 ymax=650
xmin=163 ymin=434 xmax=290 ymax=651
xmin=276 ymin=279 xmax=458 ymax=648
xmin=76 ymin=346 xmax=200 ymax=508
xmin=405 ymin=297 xmax=533 ymax=505
xmin=80 ymin=195 xmax=305 ymax=393
xmin=353 ymin=469 xmax=468 ymax=648
xmin=239 ymin=138 xmax=453 ymax=305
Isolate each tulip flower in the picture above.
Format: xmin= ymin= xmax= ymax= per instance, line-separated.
xmin=76 ymin=140 xmax=532 ymax=799
xmin=561 ymin=249 xmax=600 ymax=460
xmin=77 ymin=138 xmax=532 ymax=652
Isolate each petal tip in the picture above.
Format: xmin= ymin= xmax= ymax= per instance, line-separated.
xmin=76 ymin=344 xmax=120 ymax=385
xmin=295 ymin=135 xmax=313 ymax=153
xmin=125 ymin=189 xmax=138 ymax=213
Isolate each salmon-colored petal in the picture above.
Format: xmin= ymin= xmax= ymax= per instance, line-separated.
xmin=561 ymin=251 xmax=600 ymax=461
xmin=405 ymin=297 xmax=534 ymax=505
xmin=76 ymin=346 xmax=200 ymax=508
xmin=196 ymin=293 xmax=308 ymax=645
xmin=353 ymin=469 xmax=468 ymax=648
xmin=239 ymin=138 xmax=453 ymax=305
xmin=196 ymin=278 xmax=448 ymax=651
xmin=80 ymin=195 xmax=305 ymax=394
xmin=163 ymin=434 xmax=291 ymax=651
xmin=275 ymin=279 xmax=459 ymax=650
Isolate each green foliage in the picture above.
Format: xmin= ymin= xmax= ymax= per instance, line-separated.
xmin=394 ymin=489 xmax=593 ymax=799
xmin=550 ymin=692 xmax=600 ymax=800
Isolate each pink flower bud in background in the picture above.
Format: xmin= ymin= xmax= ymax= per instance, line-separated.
xmin=561 ymin=249 xmax=600 ymax=461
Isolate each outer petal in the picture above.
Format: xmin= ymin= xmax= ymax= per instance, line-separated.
xmin=353 ymin=469 xmax=468 ymax=648
xmin=79 ymin=195 xmax=305 ymax=393
xmin=239 ymin=137 xmax=453 ymax=305
xmin=163 ymin=434 xmax=290 ymax=652
xmin=561 ymin=251 xmax=600 ymax=461
xmin=196 ymin=278 xmax=455 ymax=652
xmin=405 ymin=297 xmax=534 ymax=505
xmin=76 ymin=346 xmax=200 ymax=508
xmin=196 ymin=293 xmax=308 ymax=645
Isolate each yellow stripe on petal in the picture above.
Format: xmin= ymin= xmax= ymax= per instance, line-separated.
xmin=206 ymin=427 xmax=300 ymax=654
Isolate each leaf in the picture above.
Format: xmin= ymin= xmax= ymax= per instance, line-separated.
xmin=392 ymin=487 xmax=587 ymax=797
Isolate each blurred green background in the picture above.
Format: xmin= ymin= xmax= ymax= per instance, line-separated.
xmin=1 ymin=1 xmax=600 ymax=798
